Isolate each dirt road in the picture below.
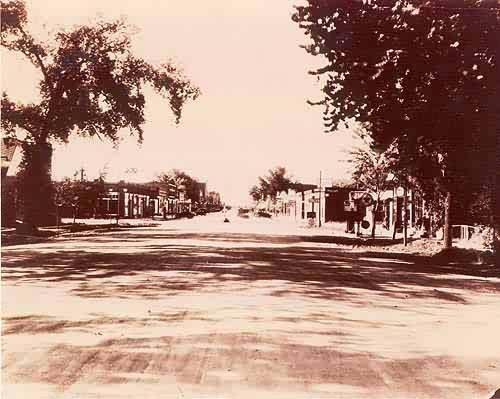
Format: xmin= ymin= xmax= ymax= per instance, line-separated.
xmin=2 ymin=214 xmax=499 ymax=398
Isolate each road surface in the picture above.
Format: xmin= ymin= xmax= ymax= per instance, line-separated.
xmin=2 ymin=212 xmax=500 ymax=399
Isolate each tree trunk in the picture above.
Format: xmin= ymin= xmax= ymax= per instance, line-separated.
xmin=17 ymin=141 xmax=54 ymax=233
xmin=443 ymin=190 xmax=452 ymax=249
xmin=403 ymin=186 xmax=408 ymax=246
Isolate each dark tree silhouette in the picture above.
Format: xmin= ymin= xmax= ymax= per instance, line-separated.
xmin=293 ymin=0 xmax=499 ymax=248
xmin=251 ymin=166 xmax=293 ymax=203
xmin=1 ymin=0 xmax=200 ymax=231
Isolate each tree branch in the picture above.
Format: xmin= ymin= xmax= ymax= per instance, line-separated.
xmin=16 ymin=26 xmax=51 ymax=86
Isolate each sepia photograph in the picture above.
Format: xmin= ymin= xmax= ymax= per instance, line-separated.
xmin=1 ymin=0 xmax=499 ymax=398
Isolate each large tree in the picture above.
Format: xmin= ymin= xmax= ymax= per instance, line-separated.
xmin=293 ymin=0 xmax=499 ymax=248
xmin=54 ymin=176 xmax=106 ymax=221
xmin=156 ymin=169 xmax=201 ymax=204
xmin=250 ymin=166 xmax=293 ymax=203
xmin=1 ymin=0 xmax=200 ymax=230
xmin=249 ymin=184 xmax=266 ymax=202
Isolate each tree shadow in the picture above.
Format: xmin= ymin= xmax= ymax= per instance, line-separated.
xmin=2 ymin=230 xmax=499 ymax=303
xmin=3 ymin=228 xmax=500 ymax=398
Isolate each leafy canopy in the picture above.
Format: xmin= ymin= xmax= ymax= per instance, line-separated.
xmin=292 ymin=0 xmax=498 ymax=150
xmin=293 ymin=0 xmax=499 ymax=232
xmin=156 ymin=169 xmax=203 ymax=204
xmin=1 ymin=0 xmax=200 ymax=144
xmin=250 ymin=166 xmax=293 ymax=201
xmin=349 ymin=132 xmax=393 ymax=195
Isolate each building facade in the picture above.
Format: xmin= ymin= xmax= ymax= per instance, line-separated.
xmin=98 ymin=182 xmax=159 ymax=219
xmin=276 ymin=185 xmax=351 ymax=226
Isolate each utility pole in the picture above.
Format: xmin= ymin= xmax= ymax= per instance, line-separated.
xmin=318 ymin=170 xmax=322 ymax=228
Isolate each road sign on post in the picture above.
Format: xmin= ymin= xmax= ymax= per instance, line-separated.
xmin=344 ymin=200 xmax=357 ymax=212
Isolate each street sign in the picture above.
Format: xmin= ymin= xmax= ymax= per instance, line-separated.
xmin=344 ymin=200 xmax=357 ymax=212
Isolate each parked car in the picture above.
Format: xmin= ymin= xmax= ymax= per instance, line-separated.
xmin=256 ymin=209 xmax=272 ymax=218
xmin=177 ymin=211 xmax=195 ymax=219
xmin=238 ymin=208 xmax=251 ymax=218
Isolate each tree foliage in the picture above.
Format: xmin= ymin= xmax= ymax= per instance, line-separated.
xmin=249 ymin=185 xmax=266 ymax=202
xmin=293 ymin=0 xmax=498 ymax=144
xmin=349 ymin=133 xmax=392 ymax=195
xmin=1 ymin=0 xmax=200 ymax=228
xmin=349 ymin=132 xmax=394 ymax=237
xmin=1 ymin=0 xmax=200 ymax=144
xmin=250 ymin=166 xmax=293 ymax=202
xmin=54 ymin=176 xmax=106 ymax=217
xmin=156 ymin=169 xmax=203 ymax=204
xmin=293 ymin=0 xmax=499 ymax=244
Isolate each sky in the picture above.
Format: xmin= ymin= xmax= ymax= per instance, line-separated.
xmin=2 ymin=0 xmax=358 ymax=205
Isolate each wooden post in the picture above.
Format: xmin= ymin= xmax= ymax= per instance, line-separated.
xmin=443 ymin=190 xmax=452 ymax=249
xmin=392 ymin=188 xmax=397 ymax=240
xmin=371 ymin=193 xmax=378 ymax=239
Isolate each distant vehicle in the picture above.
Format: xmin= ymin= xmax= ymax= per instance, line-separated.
xmin=256 ymin=210 xmax=272 ymax=218
xmin=177 ymin=211 xmax=195 ymax=219
xmin=196 ymin=208 xmax=207 ymax=216
xmin=238 ymin=208 xmax=251 ymax=218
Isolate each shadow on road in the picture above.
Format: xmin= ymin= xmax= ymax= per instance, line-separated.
xmin=2 ymin=228 xmax=500 ymax=398
xmin=2 ymin=230 xmax=499 ymax=303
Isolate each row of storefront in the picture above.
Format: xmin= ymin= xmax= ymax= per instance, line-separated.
xmin=96 ymin=182 xmax=198 ymax=219
xmin=271 ymin=185 xmax=425 ymax=234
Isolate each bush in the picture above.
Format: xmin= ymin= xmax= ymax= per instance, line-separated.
xmin=433 ymin=247 xmax=496 ymax=265
xmin=469 ymin=226 xmax=498 ymax=251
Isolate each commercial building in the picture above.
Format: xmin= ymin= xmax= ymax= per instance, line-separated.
xmin=96 ymin=182 xmax=159 ymax=219
xmin=276 ymin=185 xmax=352 ymax=226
